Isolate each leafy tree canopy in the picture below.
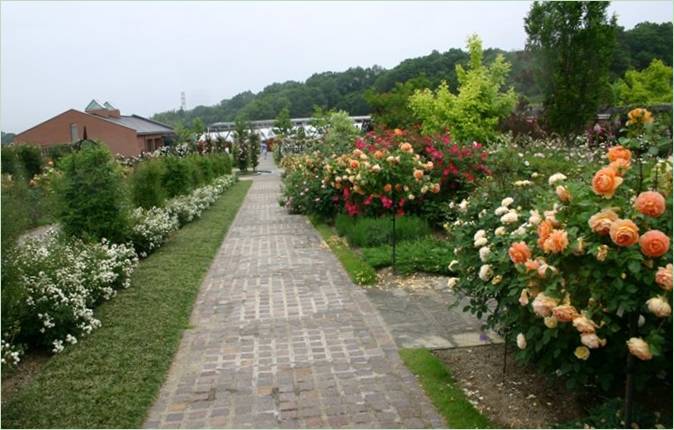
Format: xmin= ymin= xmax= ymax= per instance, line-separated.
xmin=614 ymin=59 xmax=673 ymax=106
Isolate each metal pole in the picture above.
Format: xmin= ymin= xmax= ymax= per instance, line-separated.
xmin=391 ymin=186 xmax=397 ymax=273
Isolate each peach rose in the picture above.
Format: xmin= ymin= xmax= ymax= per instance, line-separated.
xmin=588 ymin=209 xmax=618 ymax=235
xmin=532 ymin=293 xmax=559 ymax=317
xmin=525 ymin=259 xmax=541 ymax=272
xmin=572 ymin=315 xmax=598 ymax=333
xmin=592 ymin=167 xmax=623 ymax=198
xmin=552 ymin=305 xmax=579 ymax=322
xmin=509 ymin=242 xmax=532 ymax=264
xmin=655 ymin=264 xmax=673 ymax=291
xmin=537 ymin=219 xmax=554 ymax=249
xmin=374 ymin=150 xmax=385 ymax=160
xmin=581 ymin=333 xmax=607 ymax=349
xmin=400 ymin=142 xmax=413 ymax=153
xmin=609 ymin=158 xmax=630 ymax=175
xmin=639 ymin=230 xmax=670 ymax=258
xmin=646 ymin=296 xmax=672 ymax=318
xmin=393 ymin=128 xmax=403 ymax=136
xmin=383 ymin=183 xmax=392 ymax=193
xmin=349 ymin=160 xmax=360 ymax=169
xmin=537 ymin=263 xmax=557 ymax=278
xmin=609 ymin=219 xmax=640 ymax=247
xmin=556 ymin=185 xmax=571 ymax=203
xmin=519 ymin=289 xmax=529 ymax=306
xmin=607 ymin=145 xmax=632 ymax=163
xmin=431 ymin=183 xmax=441 ymax=193
xmin=627 ymin=337 xmax=652 ymax=361
xmin=543 ymin=229 xmax=569 ymax=254
xmin=634 ymin=191 xmax=666 ymax=218
xmin=413 ymin=169 xmax=424 ymax=181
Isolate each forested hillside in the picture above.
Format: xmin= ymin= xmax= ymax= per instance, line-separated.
xmin=152 ymin=21 xmax=671 ymax=127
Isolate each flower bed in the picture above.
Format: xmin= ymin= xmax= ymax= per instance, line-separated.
xmin=1 ymin=174 xmax=238 ymax=366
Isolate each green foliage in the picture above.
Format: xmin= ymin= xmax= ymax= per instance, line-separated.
xmin=525 ymin=1 xmax=617 ymax=134
xmin=399 ymin=349 xmax=493 ymax=428
xmin=56 ymin=143 xmax=129 ymax=243
xmin=362 ymin=238 xmax=454 ymax=275
xmin=15 ymin=145 xmax=44 ymax=179
xmin=612 ymin=22 xmax=673 ymax=78
xmin=1 ymin=174 xmax=31 ymax=251
xmin=1 ymin=131 xmax=17 ymax=145
xmin=365 ymin=76 xmax=430 ymax=130
xmin=248 ymin=132 xmax=260 ymax=171
xmin=130 ymin=159 xmax=167 ymax=209
xmin=190 ymin=117 xmax=205 ymax=135
xmin=614 ymin=59 xmax=673 ymax=105
xmin=311 ymin=219 xmax=377 ymax=285
xmin=409 ymin=35 xmax=517 ymax=142
xmin=272 ymin=107 xmax=293 ymax=137
xmin=557 ymin=397 xmax=672 ymax=429
xmin=312 ymin=109 xmax=360 ymax=155
xmin=233 ymin=118 xmax=250 ymax=171
xmin=334 ymin=213 xmax=431 ymax=247
xmin=46 ymin=144 xmax=73 ymax=164
xmin=1 ymin=145 xmax=18 ymax=175
xmin=161 ymin=156 xmax=193 ymax=198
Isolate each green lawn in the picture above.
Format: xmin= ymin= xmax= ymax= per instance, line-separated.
xmin=1 ymin=180 xmax=252 ymax=428
xmin=310 ymin=217 xmax=377 ymax=285
xmin=400 ymin=348 xmax=494 ymax=429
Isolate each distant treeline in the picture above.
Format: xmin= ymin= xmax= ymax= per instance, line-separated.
xmin=151 ymin=21 xmax=672 ymax=128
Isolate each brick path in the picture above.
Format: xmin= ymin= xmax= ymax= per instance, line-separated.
xmin=144 ymin=158 xmax=445 ymax=429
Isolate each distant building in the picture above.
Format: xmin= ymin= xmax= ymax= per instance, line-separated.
xmin=14 ymin=100 xmax=174 ymax=156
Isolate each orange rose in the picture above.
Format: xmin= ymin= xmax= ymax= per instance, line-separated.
xmin=626 ymin=108 xmax=654 ymax=126
xmin=634 ymin=191 xmax=666 ymax=218
xmin=609 ymin=219 xmax=639 ymax=247
xmin=609 ymin=158 xmax=630 ymax=175
xmin=543 ymin=229 xmax=569 ymax=254
xmin=656 ymin=264 xmax=673 ymax=291
xmin=607 ymin=145 xmax=632 ymax=163
xmin=383 ymin=183 xmax=392 ymax=193
xmin=552 ymin=305 xmax=580 ymax=323
xmin=400 ymin=142 xmax=413 ymax=153
xmin=588 ymin=209 xmax=618 ymax=235
xmin=537 ymin=219 xmax=554 ymax=249
xmin=413 ymin=169 xmax=424 ymax=181
xmin=556 ymin=185 xmax=571 ymax=203
xmin=374 ymin=150 xmax=385 ymax=160
xmin=394 ymin=128 xmax=403 ymax=136
xmin=592 ymin=167 xmax=623 ymax=198
xmin=349 ymin=160 xmax=360 ymax=169
xmin=639 ymin=230 xmax=670 ymax=258
xmin=509 ymin=242 xmax=532 ymax=264
xmin=431 ymin=183 xmax=441 ymax=193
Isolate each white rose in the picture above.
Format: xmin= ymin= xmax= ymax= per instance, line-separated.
xmin=528 ymin=210 xmax=542 ymax=226
xmin=516 ymin=333 xmax=527 ymax=350
xmin=548 ymin=173 xmax=567 ymax=185
xmin=447 ymin=277 xmax=459 ymax=289
xmin=458 ymin=199 xmax=469 ymax=212
xmin=511 ymin=226 xmax=527 ymax=237
xmin=501 ymin=197 xmax=514 ymax=207
xmin=478 ymin=264 xmax=493 ymax=281
xmin=474 ymin=237 xmax=488 ymax=248
xmin=473 ymin=229 xmax=487 ymax=241
xmin=494 ymin=206 xmax=509 ymax=216
xmin=494 ymin=226 xmax=507 ymax=236
xmin=647 ymin=296 xmax=672 ymax=318
xmin=500 ymin=210 xmax=519 ymax=224
xmin=479 ymin=246 xmax=491 ymax=262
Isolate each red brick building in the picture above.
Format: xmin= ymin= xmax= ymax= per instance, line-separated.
xmin=14 ymin=100 xmax=174 ymax=156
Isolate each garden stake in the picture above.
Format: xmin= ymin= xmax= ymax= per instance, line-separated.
xmin=391 ymin=187 xmax=397 ymax=274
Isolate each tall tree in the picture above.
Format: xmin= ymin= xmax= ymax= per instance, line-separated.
xmin=525 ymin=1 xmax=617 ymax=134
xmin=272 ymin=107 xmax=293 ymax=137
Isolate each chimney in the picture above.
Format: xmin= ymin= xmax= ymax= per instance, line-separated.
xmin=85 ymin=99 xmax=110 ymax=118
xmin=103 ymin=101 xmax=121 ymax=118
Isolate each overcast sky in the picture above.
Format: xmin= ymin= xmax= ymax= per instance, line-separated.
xmin=1 ymin=1 xmax=671 ymax=132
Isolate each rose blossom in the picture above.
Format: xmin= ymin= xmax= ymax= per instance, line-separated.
xmin=501 ymin=197 xmax=514 ymax=207
xmin=473 ymin=230 xmax=487 ymax=241
xmin=572 ymin=315 xmax=598 ymax=333
xmin=588 ymin=209 xmax=618 ymax=236
xmin=474 ymin=237 xmax=488 ymax=248
xmin=607 ymin=145 xmax=632 ymax=163
xmin=544 ymin=316 xmax=558 ymax=328
xmin=516 ymin=333 xmax=527 ymax=350
xmin=556 ymin=185 xmax=571 ymax=202
xmin=609 ymin=219 xmax=640 ymax=247
xmin=519 ymin=289 xmax=529 ymax=306
xmin=478 ymin=264 xmax=493 ymax=281
xmin=592 ymin=167 xmax=623 ymax=198
xmin=537 ymin=263 xmax=557 ymax=278
xmin=574 ymin=346 xmax=590 ymax=360
xmin=532 ymin=293 xmax=558 ymax=317
xmin=639 ymin=230 xmax=670 ymax=258
xmin=655 ymin=264 xmax=673 ymax=291
xmin=627 ymin=337 xmax=653 ymax=361
xmin=508 ymin=242 xmax=532 ymax=264
xmin=494 ymin=226 xmax=507 ymax=236
xmin=537 ymin=219 xmax=554 ymax=249
xmin=479 ymin=246 xmax=491 ymax=262
xmin=646 ymin=296 xmax=672 ymax=318
xmin=501 ymin=210 xmax=519 ymax=224
xmin=634 ymin=191 xmax=666 ymax=218
xmin=494 ymin=206 xmax=509 ymax=216
xmin=543 ymin=229 xmax=569 ymax=254
xmin=528 ymin=210 xmax=542 ymax=226
xmin=609 ymin=158 xmax=630 ymax=175
xmin=552 ymin=305 xmax=579 ymax=322
xmin=581 ymin=333 xmax=607 ymax=349
xmin=596 ymin=244 xmax=609 ymax=262
xmin=525 ymin=259 xmax=541 ymax=271
xmin=548 ymin=173 xmax=567 ymax=185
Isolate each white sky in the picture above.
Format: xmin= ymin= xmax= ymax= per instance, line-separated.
xmin=1 ymin=1 xmax=672 ymax=132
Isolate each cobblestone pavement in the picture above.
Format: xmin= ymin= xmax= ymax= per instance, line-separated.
xmin=144 ymin=158 xmax=445 ymax=429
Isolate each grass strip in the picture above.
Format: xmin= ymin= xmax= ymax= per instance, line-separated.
xmin=1 ymin=180 xmax=252 ymax=428
xmin=310 ymin=217 xmax=377 ymax=285
xmin=399 ymin=348 xmax=494 ymax=429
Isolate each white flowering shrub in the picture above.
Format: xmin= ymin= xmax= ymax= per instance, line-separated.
xmin=3 ymin=232 xmax=137 ymax=361
xmin=164 ymin=175 xmax=236 ymax=227
xmin=129 ymin=206 xmax=179 ymax=257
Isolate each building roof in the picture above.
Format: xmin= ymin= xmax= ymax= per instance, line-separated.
xmin=101 ymin=114 xmax=174 ymax=135
xmin=85 ymin=99 xmax=106 ymax=112
xmin=103 ymin=101 xmax=117 ymax=110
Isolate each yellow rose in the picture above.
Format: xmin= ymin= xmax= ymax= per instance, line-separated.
xmin=574 ymin=346 xmax=590 ymax=360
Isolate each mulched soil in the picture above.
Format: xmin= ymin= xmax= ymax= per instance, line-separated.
xmin=435 ymin=344 xmax=588 ymax=428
